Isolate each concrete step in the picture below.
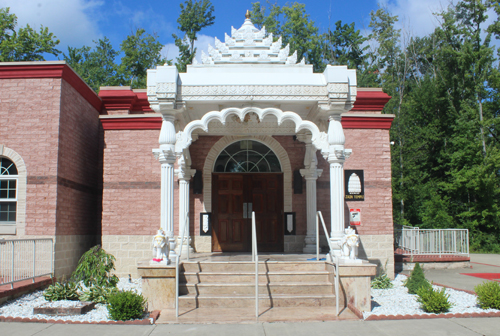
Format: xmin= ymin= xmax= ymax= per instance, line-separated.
xmin=178 ymin=293 xmax=338 ymax=309
xmin=179 ymin=282 xmax=334 ymax=295
xmin=180 ymin=261 xmax=327 ymax=273
xmin=180 ymin=271 xmax=331 ymax=283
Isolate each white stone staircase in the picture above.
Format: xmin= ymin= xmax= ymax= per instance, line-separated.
xmin=178 ymin=261 xmax=341 ymax=310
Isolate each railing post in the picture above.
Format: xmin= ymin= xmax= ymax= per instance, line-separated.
xmin=11 ymin=241 xmax=15 ymax=289
xmin=32 ymin=240 xmax=36 ymax=283
xmin=316 ymin=213 xmax=319 ymax=261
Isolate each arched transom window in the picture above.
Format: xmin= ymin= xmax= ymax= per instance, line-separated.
xmin=214 ymin=140 xmax=282 ymax=173
xmin=0 ymin=158 xmax=18 ymax=224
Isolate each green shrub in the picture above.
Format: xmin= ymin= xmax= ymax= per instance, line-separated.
xmin=79 ymin=286 xmax=118 ymax=304
xmin=72 ymin=245 xmax=118 ymax=288
xmin=107 ymin=290 xmax=146 ymax=321
xmin=371 ymin=273 xmax=394 ymax=289
xmin=43 ymin=280 xmax=80 ymax=301
xmin=405 ymin=262 xmax=432 ymax=294
xmin=417 ymin=286 xmax=452 ymax=313
xmin=475 ymin=281 xmax=500 ymax=309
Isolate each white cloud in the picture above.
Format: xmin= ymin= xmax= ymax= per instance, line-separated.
xmin=0 ymin=0 xmax=104 ymax=53
xmin=161 ymin=34 xmax=215 ymax=64
xmin=379 ymin=0 xmax=457 ymax=37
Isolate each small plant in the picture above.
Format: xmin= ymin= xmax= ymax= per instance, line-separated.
xmin=107 ymin=290 xmax=146 ymax=321
xmin=371 ymin=273 xmax=394 ymax=289
xmin=72 ymin=245 xmax=119 ymax=288
xmin=79 ymin=286 xmax=118 ymax=304
xmin=475 ymin=281 xmax=500 ymax=309
xmin=43 ymin=280 xmax=80 ymax=301
xmin=417 ymin=286 xmax=452 ymax=313
xmin=405 ymin=262 xmax=432 ymax=294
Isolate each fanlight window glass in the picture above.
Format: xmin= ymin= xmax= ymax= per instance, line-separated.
xmin=0 ymin=158 xmax=17 ymax=223
xmin=214 ymin=140 xmax=281 ymax=173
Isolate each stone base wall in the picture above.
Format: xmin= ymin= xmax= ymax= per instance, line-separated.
xmin=102 ymin=235 xmax=152 ymax=278
xmin=357 ymin=234 xmax=395 ymax=279
xmin=54 ymin=235 xmax=99 ymax=278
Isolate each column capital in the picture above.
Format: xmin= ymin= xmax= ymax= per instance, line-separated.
xmin=300 ymin=168 xmax=323 ymax=180
xmin=152 ymin=148 xmax=176 ymax=164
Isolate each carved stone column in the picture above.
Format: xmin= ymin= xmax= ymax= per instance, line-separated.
xmin=153 ymin=115 xmax=177 ymax=262
xmin=176 ymin=151 xmax=195 ymax=255
xmin=327 ymin=114 xmax=351 ymax=256
xmin=299 ymin=140 xmax=322 ymax=253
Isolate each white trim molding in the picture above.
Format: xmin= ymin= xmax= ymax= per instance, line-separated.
xmin=176 ymin=107 xmax=330 ymax=158
xmin=0 ymin=145 xmax=27 ymax=235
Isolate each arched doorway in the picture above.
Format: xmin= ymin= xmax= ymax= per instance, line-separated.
xmin=212 ymin=140 xmax=284 ymax=252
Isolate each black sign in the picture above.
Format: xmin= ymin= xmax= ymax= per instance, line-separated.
xmin=345 ymin=170 xmax=364 ymax=201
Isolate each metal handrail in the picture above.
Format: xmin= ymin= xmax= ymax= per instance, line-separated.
xmin=316 ymin=211 xmax=340 ymax=316
xmin=251 ymin=211 xmax=258 ymax=318
xmin=0 ymin=238 xmax=53 ymax=289
xmin=175 ymin=212 xmax=190 ymax=318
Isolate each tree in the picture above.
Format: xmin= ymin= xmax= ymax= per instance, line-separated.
xmin=119 ymin=28 xmax=167 ymax=88
xmin=0 ymin=7 xmax=60 ymax=61
xmin=251 ymin=2 xmax=325 ymax=72
xmin=173 ymin=0 xmax=215 ymax=72
xmin=64 ymin=38 xmax=118 ymax=92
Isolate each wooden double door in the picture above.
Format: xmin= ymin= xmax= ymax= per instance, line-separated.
xmin=212 ymin=173 xmax=284 ymax=252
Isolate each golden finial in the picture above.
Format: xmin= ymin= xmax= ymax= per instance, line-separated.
xmin=245 ymin=10 xmax=251 ymax=19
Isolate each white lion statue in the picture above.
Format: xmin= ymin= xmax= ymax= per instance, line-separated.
xmin=340 ymin=227 xmax=360 ymax=260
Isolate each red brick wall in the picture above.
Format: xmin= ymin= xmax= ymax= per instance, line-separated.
xmin=0 ymin=78 xmax=62 ymax=235
xmin=101 ymin=129 xmax=161 ymax=235
xmin=344 ymin=128 xmax=393 ymax=236
xmin=56 ymin=80 xmax=102 ymax=236
xmin=273 ymin=136 xmax=307 ymax=235
xmin=189 ymin=136 xmax=222 ymax=236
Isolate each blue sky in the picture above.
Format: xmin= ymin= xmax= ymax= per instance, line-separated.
xmin=1 ymin=0 xmax=493 ymax=62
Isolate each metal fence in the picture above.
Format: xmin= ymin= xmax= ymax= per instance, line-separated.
xmin=0 ymin=238 xmax=53 ymax=289
xmin=395 ymin=226 xmax=469 ymax=256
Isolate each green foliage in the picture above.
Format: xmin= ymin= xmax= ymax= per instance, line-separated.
xmin=405 ymin=263 xmax=432 ymax=294
xmin=371 ymin=273 xmax=394 ymax=289
xmin=0 ymin=7 xmax=60 ymax=61
xmin=64 ymin=38 xmax=118 ymax=92
xmin=173 ymin=0 xmax=215 ymax=72
xmin=107 ymin=291 xmax=146 ymax=321
xmin=72 ymin=245 xmax=119 ymax=288
xmin=251 ymin=2 xmax=325 ymax=72
xmin=475 ymin=281 xmax=500 ymax=309
xmin=43 ymin=280 xmax=80 ymax=301
xmin=79 ymin=286 xmax=118 ymax=304
xmin=119 ymin=28 xmax=167 ymax=88
xmin=416 ymin=286 xmax=453 ymax=313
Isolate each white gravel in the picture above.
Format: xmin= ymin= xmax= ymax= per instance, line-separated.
xmin=363 ymin=274 xmax=500 ymax=319
xmin=0 ymin=278 xmax=143 ymax=323
xmin=2 ymin=275 xmax=499 ymax=322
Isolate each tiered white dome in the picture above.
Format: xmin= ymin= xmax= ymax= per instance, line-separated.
xmin=198 ymin=15 xmax=302 ymax=65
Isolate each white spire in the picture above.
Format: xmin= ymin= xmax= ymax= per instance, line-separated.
xmin=200 ymin=14 xmax=303 ymax=65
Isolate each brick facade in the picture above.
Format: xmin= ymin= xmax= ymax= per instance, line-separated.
xmin=1 ymin=62 xmax=394 ymax=278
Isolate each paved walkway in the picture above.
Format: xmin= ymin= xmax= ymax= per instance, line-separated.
xmin=424 ymin=253 xmax=500 ymax=292
xmin=2 ymin=318 xmax=500 ymax=336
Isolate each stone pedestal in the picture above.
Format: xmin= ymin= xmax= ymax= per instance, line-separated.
xmin=137 ymin=261 xmax=176 ymax=310
xmin=334 ymin=261 xmax=377 ymax=313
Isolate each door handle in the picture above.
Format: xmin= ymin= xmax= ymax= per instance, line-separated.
xmin=243 ymin=203 xmax=248 ymax=219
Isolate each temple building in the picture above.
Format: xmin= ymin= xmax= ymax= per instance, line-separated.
xmin=0 ymin=16 xmax=394 ymax=279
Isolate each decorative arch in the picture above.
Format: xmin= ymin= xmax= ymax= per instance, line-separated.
xmin=0 ymin=145 xmax=27 ymax=235
xmin=202 ymin=135 xmax=293 ymax=213
xmin=175 ymin=107 xmax=329 ymax=156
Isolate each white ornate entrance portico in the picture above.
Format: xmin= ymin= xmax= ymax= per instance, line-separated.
xmin=147 ymin=15 xmax=356 ymax=263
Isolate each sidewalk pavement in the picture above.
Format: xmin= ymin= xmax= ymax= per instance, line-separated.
xmin=2 ymin=253 xmax=499 ymax=335
xmin=2 ymin=317 xmax=500 ymax=336
xmin=424 ymin=253 xmax=500 ymax=292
